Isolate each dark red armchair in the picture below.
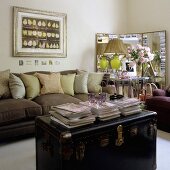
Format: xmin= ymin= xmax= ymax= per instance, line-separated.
xmin=145 ymin=88 xmax=170 ymax=132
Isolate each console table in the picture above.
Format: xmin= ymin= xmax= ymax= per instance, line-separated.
xmin=35 ymin=111 xmax=157 ymax=170
xmin=102 ymin=75 xmax=149 ymax=98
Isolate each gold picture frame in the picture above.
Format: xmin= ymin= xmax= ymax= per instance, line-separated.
xmin=13 ymin=6 xmax=67 ymax=57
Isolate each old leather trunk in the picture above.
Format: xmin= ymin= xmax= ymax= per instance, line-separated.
xmin=35 ymin=111 xmax=157 ymax=170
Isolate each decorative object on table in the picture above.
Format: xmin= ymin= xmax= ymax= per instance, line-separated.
xmin=104 ymin=39 xmax=127 ymax=77
xmin=139 ymin=82 xmax=158 ymax=101
xmin=110 ymin=56 xmax=121 ymax=70
xmin=102 ymin=84 xmax=117 ymax=95
xmin=120 ymin=70 xmax=129 ymax=79
xmin=88 ymin=93 xmax=96 ymax=106
xmin=127 ymin=44 xmax=155 ymax=77
xmin=99 ymin=56 xmax=109 ymax=70
xmin=13 ymin=6 xmax=67 ymax=57
xmin=110 ymin=93 xmax=124 ymax=100
xmin=87 ymin=92 xmax=107 ymax=107
xmin=97 ymin=43 xmax=108 ymax=71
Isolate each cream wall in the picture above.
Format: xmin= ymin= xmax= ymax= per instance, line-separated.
xmin=0 ymin=0 xmax=128 ymax=73
xmin=127 ymin=0 xmax=170 ymax=84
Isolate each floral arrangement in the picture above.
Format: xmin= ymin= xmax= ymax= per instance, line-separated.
xmin=127 ymin=44 xmax=154 ymax=67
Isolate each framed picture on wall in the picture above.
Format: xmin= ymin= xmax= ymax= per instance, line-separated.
xmin=13 ymin=6 xmax=67 ymax=57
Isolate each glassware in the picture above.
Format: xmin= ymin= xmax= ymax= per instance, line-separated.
xmin=94 ymin=94 xmax=102 ymax=109
xmin=99 ymin=92 xmax=107 ymax=103
xmin=88 ymin=93 xmax=95 ymax=106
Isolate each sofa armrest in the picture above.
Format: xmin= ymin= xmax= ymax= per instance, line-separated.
xmin=153 ymin=89 xmax=166 ymax=96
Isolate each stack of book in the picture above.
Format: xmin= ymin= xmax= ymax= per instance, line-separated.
xmin=50 ymin=103 xmax=95 ymax=128
xmin=91 ymin=102 xmax=121 ymax=121
xmin=80 ymin=101 xmax=121 ymax=121
xmin=113 ymin=98 xmax=142 ymax=116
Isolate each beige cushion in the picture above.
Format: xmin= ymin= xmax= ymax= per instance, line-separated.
xmin=35 ymin=72 xmax=64 ymax=95
xmin=87 ymin=72 xmax=104 ymax=93
xmin=74 ymin=73 xmax=88 ymax=94
xmin=0 ymin=69 xmax=11 ymax=99
xmin=20 ymin=74 xmax=40 ymax=100
xmin=9 ymin=73 xmax=25 ymax=99
xmin=61 ymin=74 xmax=76 ymax=96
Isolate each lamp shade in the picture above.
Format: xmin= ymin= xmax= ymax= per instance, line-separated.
xmin=104 ymin=39 xmax=127 ymax=55
xmin=96 ymin=43 xmax=108 ymax=55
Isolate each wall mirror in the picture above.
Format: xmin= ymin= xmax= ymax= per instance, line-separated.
xmin=96 ymin=30 xmax=167 ymax=88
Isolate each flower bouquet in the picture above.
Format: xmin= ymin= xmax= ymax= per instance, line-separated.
xmin=127 ymin=44 xmax=155 ymax=77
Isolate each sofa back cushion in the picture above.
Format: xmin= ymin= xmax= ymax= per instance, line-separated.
xmin=20 ymin=74 xmax=40 ymax=100
xmin=35 ymin=72 xmax=64 ymax=95
xmin=87 ymin=72 xmax=104 ymax=93
xmin=61 ymin=74 xmax=76 ymax=96
xmin=74 ymin=73 xmax=88 ymax=94
xmin=0 ymin=69 xmax=11 ymax=99
xmin=9 ymin=73 xmax=25 ymax=99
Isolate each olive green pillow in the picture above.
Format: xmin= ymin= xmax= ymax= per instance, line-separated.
xmin=61 ymin=74 xmax=76 ymax=96
xmin=87 ymin=72 xmax=104 ymax=93
xmin=9 ymin=73 xmax=25 ymax=99
xmin=20 ymin=74 xmax=40 ymax=100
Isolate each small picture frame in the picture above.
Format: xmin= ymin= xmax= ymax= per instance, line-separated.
xmin=122 ymin=60 xmax=136 ymax=77
xmin=126 ymin=62 xmax=134 ymax=72
xmin=13 ymin=6 xmax=67 ymax=58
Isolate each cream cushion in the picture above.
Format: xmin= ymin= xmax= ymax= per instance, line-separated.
xmin=20 ymin=74 xmax=40 ymax=100
xmin=0 ymin=69 xmax=11 ymax=99
xmin=61 ymin=74 xmax=76 ymax=96
xmin=35 ymin=72 xmax=64 ymax=95
xmin=9 ymin=73 xmax=25 ymax=99
xmin=87 ymin=72 xmax=104 ymax=93
xmin=74 ymin=73 xmax=88 ymax=94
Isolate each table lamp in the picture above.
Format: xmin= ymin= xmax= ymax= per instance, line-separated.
xmin=96 ymin=43 xmax=108 ymax=71
xmin=104 ymin=39 xmax=127 ymax=70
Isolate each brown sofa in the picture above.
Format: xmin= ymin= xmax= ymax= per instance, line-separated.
xmin=145 ymin=88 xmax=170 ymax=132
xmin=0 ymin=69 xmax=94 ymax=141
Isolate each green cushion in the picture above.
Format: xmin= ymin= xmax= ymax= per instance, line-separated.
xmin=61 ymin=74 xmax=76 ymax=96
xmin=9 ymin=73 xmax=25 ymax=99
xmin=74 ymin=73 xmax=88 ymax=94
xmin=87 ymin=72 xmax=104 ymax=93
xmin=20 ymin=74 xmax=40 ymax=100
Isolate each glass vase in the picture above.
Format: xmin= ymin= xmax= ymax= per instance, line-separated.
xmin=136 ymin=64 xmax=144 ymax=77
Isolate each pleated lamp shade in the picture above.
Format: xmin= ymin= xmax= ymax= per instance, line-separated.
xmin=104 ymin=39 xmax=127 ymax=55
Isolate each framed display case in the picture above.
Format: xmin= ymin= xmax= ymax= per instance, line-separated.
xmin=13 ymin=6 xmax=67 ymax=57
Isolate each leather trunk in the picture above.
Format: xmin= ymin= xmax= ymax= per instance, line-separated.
xmin=35 ymin=111 xmax=157 ymax=170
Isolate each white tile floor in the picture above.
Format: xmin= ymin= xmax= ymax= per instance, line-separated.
xmin=157 ymin=130 xmax=170 ymax=170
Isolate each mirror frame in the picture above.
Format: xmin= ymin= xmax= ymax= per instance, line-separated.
xmin=96 ymin=30 xmax=167 ymax=88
